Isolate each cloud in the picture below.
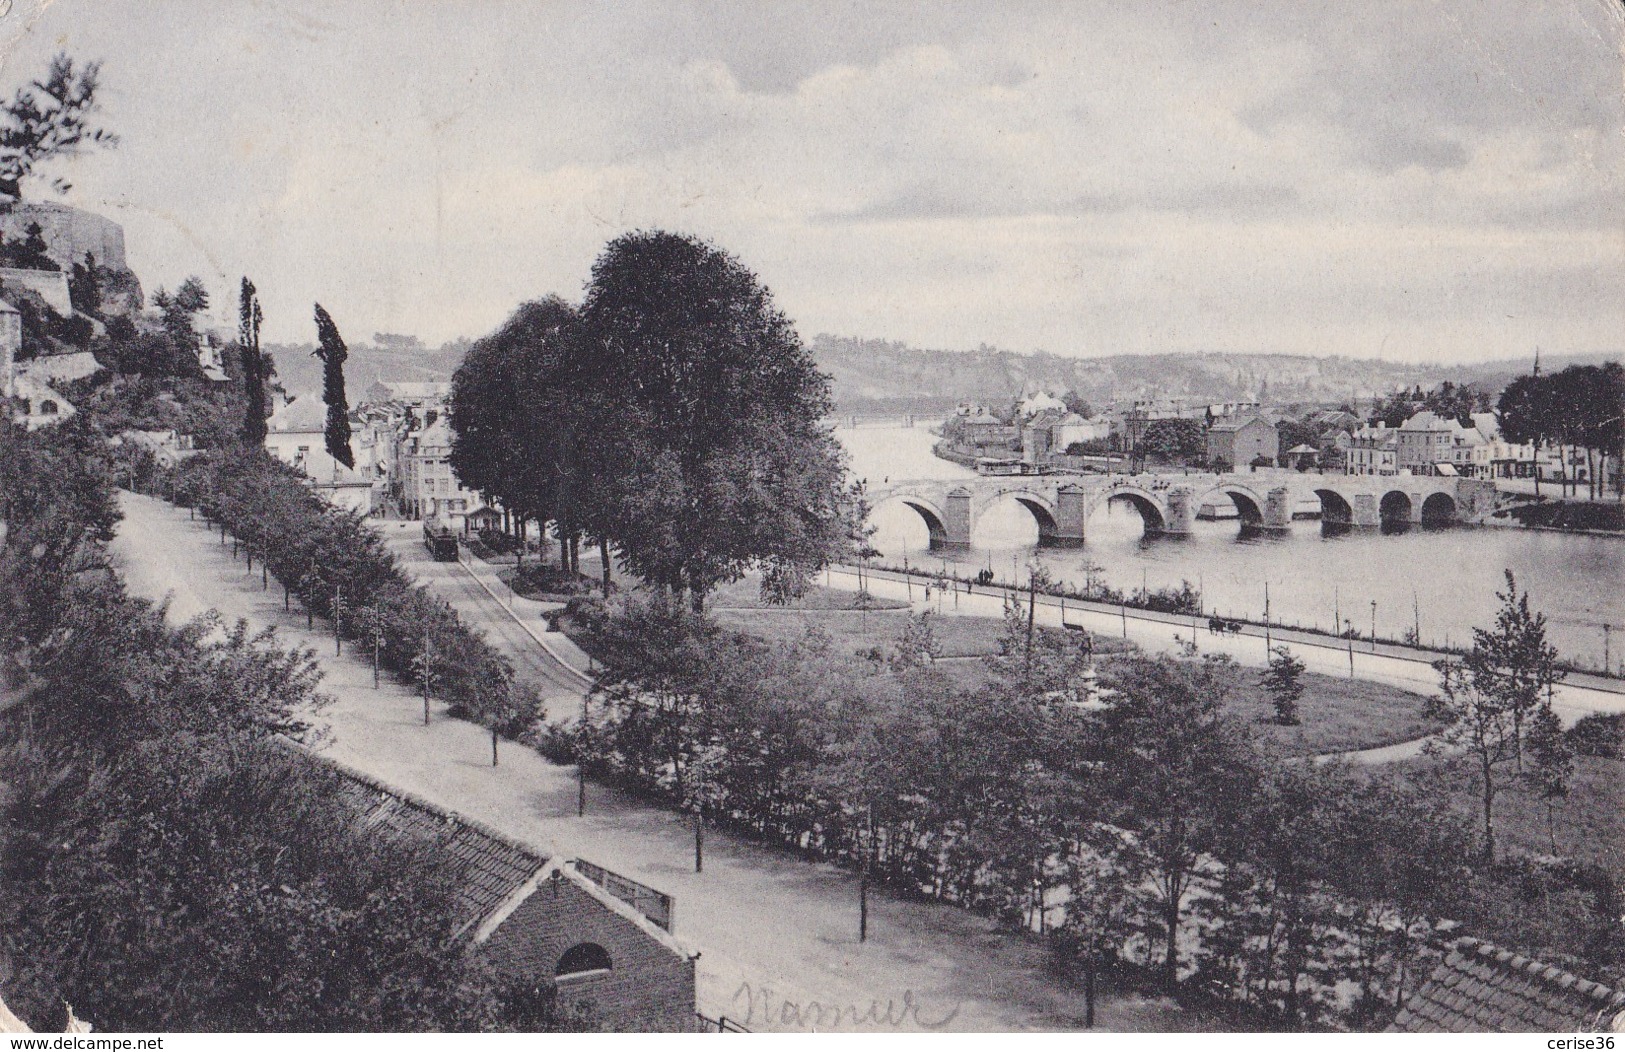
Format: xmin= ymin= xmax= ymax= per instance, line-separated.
xmin=2 ymin=0 xmax=1618 ymax=365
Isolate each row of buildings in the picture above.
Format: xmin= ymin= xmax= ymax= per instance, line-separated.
xmin=263 ymin=378 xmax=481 ymax=520
xmin=948 ymin=391 xmax=1570 ymax=481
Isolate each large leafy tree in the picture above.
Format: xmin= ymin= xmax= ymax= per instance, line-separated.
xmin=0 ymin=53 xmax=116 ymax=201
xmin=579 ymin=231 xmax=850 ymax=608
xmin=1497 ymin=372 xmax=1551 ymax=496
xmin=448 ymin=296 xmax=596 ymax=561
xmin=312 ymin=304 xmax=355 ymax=468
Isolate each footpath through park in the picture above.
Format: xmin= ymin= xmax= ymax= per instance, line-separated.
xmin=110 ymin=493 xmax=1198 ymax=1034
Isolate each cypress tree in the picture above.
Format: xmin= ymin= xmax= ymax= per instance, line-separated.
xmin=312 ymin=303 xmax=355 ymax=468
xmin=238 ymin=278 xmax=268 ymax=445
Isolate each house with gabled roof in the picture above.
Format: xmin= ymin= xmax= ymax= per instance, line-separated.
xmin=323 ymin=753 xmax=697 ymax=1031
xmin=1389 ymin=937 xmax=1625 ymax=1033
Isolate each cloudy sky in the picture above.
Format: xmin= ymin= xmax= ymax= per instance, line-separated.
xmin=2 ymin=0 xmax=1620 ymax=362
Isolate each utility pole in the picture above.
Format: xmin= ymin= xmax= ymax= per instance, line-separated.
xmin=422 ymin=625 xmax=432 ymax=725
xmin=860 ymin=804 xmax=873 ymax=943
xmin=1264 ymin=581 xmax=1272 ymax=650
xmin=333 ymin=585 xmax=343 ymax=656
xmin=1413 ymin=589 xmax=1421 ymax=647
xmin=1370 ymin=601 xmax=1377 ymax=653
xmin=1606 ymin=623 xmax=1613 ymax=676
xmin=1345 ymin=619 xmax=1354 ymax=677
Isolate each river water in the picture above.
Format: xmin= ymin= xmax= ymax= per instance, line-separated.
xmin=836 ymin=421 xmax=1625 ymax=671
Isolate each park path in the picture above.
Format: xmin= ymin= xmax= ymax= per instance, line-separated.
xmin=110 ymin=493 xmax=1202 ymax=1034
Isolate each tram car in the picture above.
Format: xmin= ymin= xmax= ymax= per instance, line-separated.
xmin=423 ymin=517 xmax=460 ymax=561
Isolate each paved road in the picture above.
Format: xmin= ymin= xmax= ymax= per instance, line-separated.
xmin=372 ymin=522 xmax=588 ymax=717
xmin=112 ymin=494 xmax=1200 ymax=1033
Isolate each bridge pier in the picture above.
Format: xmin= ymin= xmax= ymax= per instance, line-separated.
xmin=1262 ymin=486 xmax=1294 ymax=531
xmin=938 ymin=487 xmax=973 ymax=549
xmin=1351 ymin=493 xmax=1381 ymax=528
xmin=1050 ymin=484 xmax=1089 ymax=547
xmin=1408 ymin=491 xmax=1424 ymax=525
xmin=1160 ymin=487 xmax=1195 ymax=535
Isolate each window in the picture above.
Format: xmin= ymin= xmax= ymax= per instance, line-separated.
xmin=39 ymin=399 xmax=57 ymax=414
xmin=555 ymin=943 xmax=612 ymax=979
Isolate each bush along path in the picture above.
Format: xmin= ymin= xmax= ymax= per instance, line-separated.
xmin=155 ymin=449 xmax=540 ymax=755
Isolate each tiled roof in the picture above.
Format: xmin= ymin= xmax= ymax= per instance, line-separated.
xmin=1390 ymin=938 xmax=1625 ymax=1033
xmin=327 ymin=761 xmax=549 ymax=936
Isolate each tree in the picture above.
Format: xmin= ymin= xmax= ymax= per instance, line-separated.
xmin=1425 ymin=571 xmax=1563 ymax=862
xmin=579 ymin=232 xmax=852 ymax=610
xmin=1260 ymin=645 xmax=1305 ymax=725
xmin=1141 ymin=417 xmax=1204 ymax=461
xmin=449 ymin=297 xmax=593 ymax=565
xmin=7 ymin=221 xmax=58 ymax=270
xmin=1094 ymin=654 xmax=1259 ymax=990
xmin=238 ymin=278 xmax=270 ymax=445
xmin=1498 ymin=372 xmax=1550 ymax=496
xmin=312 ymin=304 xmax=355 ymax=468
xmin=69 ymin=252 xmax=101 ymax=314
xmin=0 ymin=53 xmax=117 ymax=200
xmin=1522 ymin=705 xmax=1573 ymax=855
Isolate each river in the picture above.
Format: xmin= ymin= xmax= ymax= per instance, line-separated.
xmin=835 ymin=421 xmax=1625 ymax=671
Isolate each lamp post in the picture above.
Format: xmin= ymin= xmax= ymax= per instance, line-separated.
xmin=1370 ymin=601 xmax=1377 ymax=653
xmin=1345 ymin=619 xmax=1354 ymax=677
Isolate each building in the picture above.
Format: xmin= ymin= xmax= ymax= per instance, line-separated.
xmin=1052 ymin=411 xmax=1111 ymax=450
xmin=9 ymin=373 xmax=74 ymax=430
xmin=1396 ymin=411 xmax=1458 ymax=475
xmin=1205 ymin=415 xmax=1279 ymax=471
xmin=1389 ymin=937 xmax=1625 ymax=1033
xmin=264 ymin=397 xmax=380 ymax=515
xmin=1347 ymin=424 xmax=1398 ymax=476
xmin=401 ymin=417 xmax=479 ymax=520
xmin=325 ymin=756 xmax=697 ymax=1031
xmin=1282 ymin=443 xmax=1320 ymax=471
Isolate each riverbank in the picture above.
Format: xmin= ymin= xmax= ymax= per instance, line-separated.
xmin=822 ymin=564 xmax=1625 ymax=720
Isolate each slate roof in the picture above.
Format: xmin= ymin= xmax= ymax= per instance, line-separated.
xmin=328 ymin=761 xmax=549 ymax=937
xmin=1390 ymin=938 xmax=1625 ymax=1033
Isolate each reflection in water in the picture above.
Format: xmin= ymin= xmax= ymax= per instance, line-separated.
xmin=835 ymin=422 xmax=1625 ymax=669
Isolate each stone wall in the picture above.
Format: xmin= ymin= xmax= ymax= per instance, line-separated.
xmin=481 ymin=871 xmax=697 ymax=1032
xmin=0 ymin=201 xmax=128 ymax=270
xmin=0 ymin=267 xmax=72 ymax=314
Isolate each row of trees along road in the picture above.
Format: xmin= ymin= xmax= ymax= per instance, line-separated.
xmin=450 ymin=232 xmax=855 ymax=610
xmin=1498 ymin=362 xmax=1624 ymax=500
xmin=560 ymin=582 xmax=1618 ymax=1029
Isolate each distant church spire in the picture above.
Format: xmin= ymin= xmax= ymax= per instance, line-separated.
xmin=1533 ymin=346 xmax=1541 ymax=377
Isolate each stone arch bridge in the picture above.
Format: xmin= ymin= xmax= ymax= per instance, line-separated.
xmin=864 ymin=471 xmax=1500 ymax=549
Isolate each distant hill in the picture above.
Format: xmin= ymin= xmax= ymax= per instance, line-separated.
xmin=260 ymin=328 xmax=1616 ymax=416
xmin=263 ymin=338 xmax=467 ymax=401
xmin=809 ymin=335 xmax=1619 ymax=414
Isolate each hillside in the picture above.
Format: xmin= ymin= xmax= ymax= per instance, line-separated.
xmin=260 ymin=328 xmax=1615 ymax=415
xmin=809 ymin=335 xmax=1618 ymax=414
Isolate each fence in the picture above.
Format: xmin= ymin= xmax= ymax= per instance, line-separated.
xmin=572 ymin=857 xmax=676 ymax=933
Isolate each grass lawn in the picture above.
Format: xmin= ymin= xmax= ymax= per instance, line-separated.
xmin=1391 ymin=753 xmax=1625 ymax=875
xmin=705 ymin=577 xmax=912 ymax=612
xmin=1216 ymin=669 xmax=1446 ymax=757
xmin=573 ymin=578 xmax=1445 ymax=757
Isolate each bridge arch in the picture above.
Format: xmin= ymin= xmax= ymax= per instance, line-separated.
xmin=1095 ymin=484 xmax=1168 ymax=532
xmin=873 ymin=493 xmax=951 ymax=549
xmin=1379 ymin=490 xmax=1413 ymax=526
xmin=987 ymin=490 xmax=1061 ymax=546
xmin=1193 ymin=484 xmax=1266 ymax=528
xmin=1313 ymin=488 xmax=1355 ymax=526
xmin=1421 ymin=492 xmax=1457 ymax=526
